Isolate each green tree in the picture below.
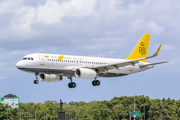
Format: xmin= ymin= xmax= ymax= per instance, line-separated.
xmin=0 ymin=103 xmax=12 ymax=120
xmin=113 ymin=103 xmax=128 ymax=119
xmin=4 ymin=96 xmax=180 ymax=120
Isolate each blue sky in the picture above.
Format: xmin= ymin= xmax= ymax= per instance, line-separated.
xmin=0 ymin=0 xmax=180 ymax=103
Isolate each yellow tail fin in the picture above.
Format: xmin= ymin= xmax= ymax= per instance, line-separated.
xmin=126 ymin=34 xmax=150 ymax=62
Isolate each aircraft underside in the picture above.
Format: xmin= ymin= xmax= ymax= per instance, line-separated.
xmin=18 ymin=67 xmax=128 ymax=88
xmin=18 ymin=68 xmax=128 ymax=77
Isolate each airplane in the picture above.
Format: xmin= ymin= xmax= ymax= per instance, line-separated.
xmin=16 ymin=34 xmax=168 ymax=88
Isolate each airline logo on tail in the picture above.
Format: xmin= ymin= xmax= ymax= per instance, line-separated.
xmin=126 ymin=34 xmax=150 ymax=62
xmin=139 ymin=42 xmax=146 ymax=56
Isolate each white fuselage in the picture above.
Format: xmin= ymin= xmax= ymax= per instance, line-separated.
xmin=16 ymin=53 xmax=153 ymax=79
xmin=16 ymin=34 xmax=166 ymax=87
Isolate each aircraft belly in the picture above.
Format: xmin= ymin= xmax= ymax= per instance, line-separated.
xmin=99 ymin=73 xmax=128 ymax=77
xmin=18 ymin=65 xmax=149 ymax=78
xmin=18 ymin=68 xmax=74 ymax=76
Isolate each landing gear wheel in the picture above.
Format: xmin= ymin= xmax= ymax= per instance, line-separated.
xmin=68 ymin=83 xmax=71 ymax=88
xmin=92 ymin=81 xmax=96 ymax=86
xmin=72 ymin=82 xmax=76 ymax=88
xmin=96 ymin=80 xmax=100 ymax=86
xmin=92 ymin=80 xmax=100 ymax=86
xmin=34 ymin=80 xmax=39 ymax=84
xmin=68 ymin=82 xmax=76 ymax=88
xmin=67 ymin=76 xmax=76 ymax=88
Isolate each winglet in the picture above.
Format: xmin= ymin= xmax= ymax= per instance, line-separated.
xmin=145 ymin=44 xmax=162 ymax=59
xmin=154 ymin=44 xmax=162 ymax=56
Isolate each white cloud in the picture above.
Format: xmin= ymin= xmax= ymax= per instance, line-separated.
xmin=148 ymin=21 xmax=164 ymax=34
xmin=0 ymin=0 xmax=179 ymax=73
xmin=9 ymin=51 xmax=29 ymax=55
xmin=36 ymin=0 xmax=96 ymax=24
xmin=0 ymin=0 xmax=20 ymax=13
xmin=161 ymin=44 xmax=175 ymax=51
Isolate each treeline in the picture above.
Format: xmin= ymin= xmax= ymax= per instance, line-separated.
xmin=1 ymin=95 xmax=180 ymax=120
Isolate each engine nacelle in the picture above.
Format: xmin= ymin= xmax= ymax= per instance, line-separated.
xmin=39 ymin=74 xmax=63 ymax=82
xmin=75 ymin=68 xmax=98 ymax=79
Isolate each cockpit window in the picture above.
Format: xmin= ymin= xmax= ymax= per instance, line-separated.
xmin=23 ymin=57 xmax=34 ymax=60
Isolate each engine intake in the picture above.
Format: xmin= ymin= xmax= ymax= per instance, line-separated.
xmin=39 ymin=74 xmax=63 ymax=82
xmin=75 ymin=68 xmax=98 ymax=79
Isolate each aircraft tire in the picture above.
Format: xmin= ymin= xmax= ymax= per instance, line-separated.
xmin=68 ymin=83 xmax=72 ymax=88
xmin=92 ymin=80 xmax=96 ymax=86
xmin=96 ymin=80 xmax=100 ymax=86
xmin=72 ymin=82 xmax=76 ymax=88
xmin=34 ymin=80 xmax=39 ymax=84
xmin=68 ymin=82 xmax=76 ymax=88
xmin=92 ymin=80 xmax=100 ymax=86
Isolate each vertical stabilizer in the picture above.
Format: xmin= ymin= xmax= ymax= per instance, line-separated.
xmin=126 ymin=34 xmax=150 ymax=62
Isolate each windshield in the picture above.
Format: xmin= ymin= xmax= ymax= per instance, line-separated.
xmin=23 ymin=57 xmax=34 ymax=60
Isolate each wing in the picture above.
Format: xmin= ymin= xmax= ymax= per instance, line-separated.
xmin=139 ymin=61 xmax=168 ymax=69
xmin=85 ymin=45 xmax=165 ymax=72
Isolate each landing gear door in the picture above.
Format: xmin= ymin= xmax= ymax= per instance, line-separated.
xmin=39 ymin=55 xmax=44 ymax=65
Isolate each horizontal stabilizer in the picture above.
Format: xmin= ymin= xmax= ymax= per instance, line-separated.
xmin=139 ymin=61 xmax=168 ymax=69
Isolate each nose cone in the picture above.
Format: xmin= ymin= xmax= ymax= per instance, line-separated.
xmin=16 ymin=61 xmax=23 ymax=69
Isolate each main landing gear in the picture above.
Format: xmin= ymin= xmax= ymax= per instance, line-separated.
xmin=92 ymin=78 xmax=100 ymax=86
xmin=34 ymin=73 xmax=39 ymax=84
xmin=68 ymin=76 xmax=76 ymax=88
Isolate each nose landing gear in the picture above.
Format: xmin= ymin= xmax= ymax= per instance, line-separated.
xmin=34 ymin=73 xmax=39 ymax=84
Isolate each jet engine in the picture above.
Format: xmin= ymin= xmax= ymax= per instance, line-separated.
xmin=75 ymin=68 xmax=98 ymax=79
xmin=39 ymin=74 xmax=63 ymax=82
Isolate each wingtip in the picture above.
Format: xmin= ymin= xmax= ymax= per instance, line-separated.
xmin=155 ymin=44 xmax=162 ymax=56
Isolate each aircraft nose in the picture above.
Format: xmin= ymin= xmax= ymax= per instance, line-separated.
xmin=16 ymin=61 xmax=23 ymax=69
